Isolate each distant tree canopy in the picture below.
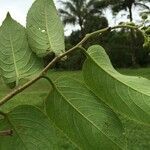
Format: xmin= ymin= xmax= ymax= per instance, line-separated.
xmin=59 ymin=0 xmax=108 ymax=37
xmin=102 ymin=29 xmax=150 ymax=68
xmin=55 ymin=0 xmax=150 ymax=70
xmin=98 ymin=0 xmax=150 ymax=21
xmin=64 ymin=30 xmax=148 ymax=69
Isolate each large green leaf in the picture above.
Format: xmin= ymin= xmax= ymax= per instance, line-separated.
xmin=0 ymin=105 xmax=75 ymax=150
xmin=83 ymin=45 xmax=150 ymax=125
xmin=0 ymin=13 xmax=42 ymax=87
xmin=27 ymin=0 xmax=65 ymax=57
xmin=46 ymin=77 xmax=125 ymax=150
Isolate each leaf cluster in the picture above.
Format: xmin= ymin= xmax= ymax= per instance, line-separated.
xmin=0 ymin=0 xmax=149 ymax=149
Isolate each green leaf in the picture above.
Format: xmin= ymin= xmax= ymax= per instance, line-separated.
xmin=83 ymin=45 xmax=150 ymax=125
xmin=46 ymin=77 xmax=125 ymax=150
xmin=27 ymin=0 xmax=65 ymax=57
xmin=0 ymin=105 xmax=72 ymax=150
xmin=0 ymin=13 xmax=42 ymax=88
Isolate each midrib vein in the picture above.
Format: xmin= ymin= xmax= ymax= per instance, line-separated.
xmin=7 ymin=116 xmax=28 ymax=150
xmin=44 ymin=6 xmax=52 ymax=50
xmin=9 ymin=34 xmax=19 ymax=85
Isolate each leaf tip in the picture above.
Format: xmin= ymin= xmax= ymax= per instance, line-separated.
xmin=6 ymin=12 xmax=11 ymax=18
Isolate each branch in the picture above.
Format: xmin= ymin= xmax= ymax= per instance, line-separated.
xmin=134 ymin=2 xmax=150 ymax=10
xmin=0 ymin=110 xmax=6 ymax=117
xmin=0 ymin=129 xmax=13 ymax=136
xmin=0 ymin=25 xmax=140 ymax=107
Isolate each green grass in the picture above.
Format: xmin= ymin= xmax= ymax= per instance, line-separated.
xmin=119 ymin=68 xmax=150 ymax=79
xmin=0 ymin=68 xmax=150 ymax=150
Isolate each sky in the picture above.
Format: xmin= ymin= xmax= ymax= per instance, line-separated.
xmin=0 ymin=0 xmax=149 ymax=36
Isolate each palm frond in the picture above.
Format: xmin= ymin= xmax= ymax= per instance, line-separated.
xmin=59 ymin=1 xmax=77 ymax=15
xmin=63 ymin=16 xmax=77 ymax=25
xmin=59 ymin=9 xmax=71 ymax=16
xmin=134 ymin=2 xmax=150 ymax=10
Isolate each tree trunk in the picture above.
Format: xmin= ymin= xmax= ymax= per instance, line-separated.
xmin=128 ymin=5 xmax=138 ymax=67
xmin=129 ymin=6 xmax=133 ymax=22
xmin=79 ymin=18 xmax=84 ymax=38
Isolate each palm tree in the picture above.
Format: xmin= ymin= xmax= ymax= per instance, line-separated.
xmin=59 ymin=0 xmax=108 ymax=36
xmin=98 ymin=0 xmax=150 ymax=22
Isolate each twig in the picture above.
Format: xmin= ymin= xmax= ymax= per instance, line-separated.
xmin=0 ymin=25 xmax=140 ymax=107
xmin=0 ymin=110 xmax=6 ymax=117
xmin=0 ymin=129 xmax=13 ymax=136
